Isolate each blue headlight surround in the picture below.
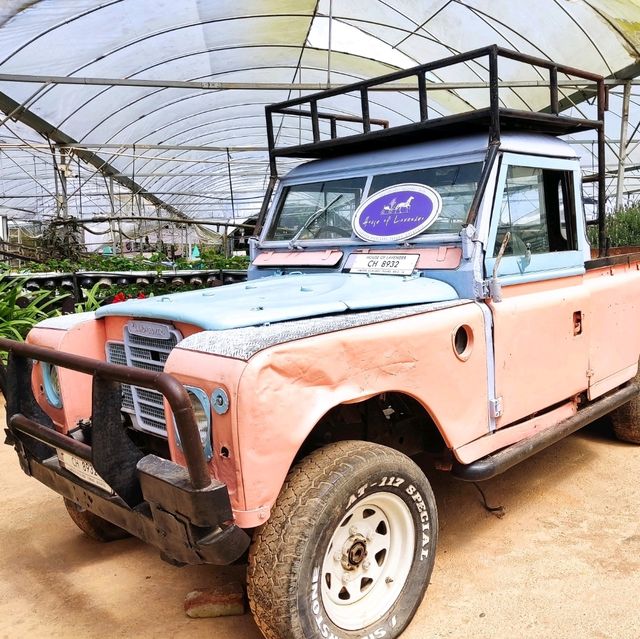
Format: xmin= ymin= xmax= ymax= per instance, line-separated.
xmin=42 ymin=363 xmax=63 ymax=408
xmin=174 ymin=386 xmax=212 ymax=461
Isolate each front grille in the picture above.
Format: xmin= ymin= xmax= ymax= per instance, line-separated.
xmin=105 ymin=322 xmax=181 ymax=437
xmin=106 ymin=342 xmax=134 ymax=411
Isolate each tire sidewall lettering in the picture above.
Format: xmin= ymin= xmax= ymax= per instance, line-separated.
xmin=300 ymin=469 xmax=437 ymax=639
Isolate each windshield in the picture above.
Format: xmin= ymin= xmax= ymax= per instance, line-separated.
xmin=265 ymin=161 xmax=483 ymax=242
xmin=266 ymin=177 xmax=366 ymax=241
xmin=369 ymin=162 xmax=483 ymax=234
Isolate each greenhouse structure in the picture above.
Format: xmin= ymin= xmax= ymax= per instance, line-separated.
xmin=1 ymin=3 xmax=640 ymax=639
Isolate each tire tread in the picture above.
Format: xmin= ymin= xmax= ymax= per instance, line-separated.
xmin=247 ymin=441 xmax=427 ymax=639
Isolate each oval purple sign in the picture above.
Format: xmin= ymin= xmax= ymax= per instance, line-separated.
xmin=352 ymin=183 xmax=442 ymax=242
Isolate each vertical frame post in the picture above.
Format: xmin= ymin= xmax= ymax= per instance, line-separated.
xmin=360 ymin=88 xmax=371 ymax=133
xmin=418 ymin=72 xmax=428 ymax=121
xmin=488 ymin=46 xmax=500 ymax=143
xmin=549 ymin=66 xmax=559 ymax=115
xmin=310 ymin=100 xmax=320 ymax=142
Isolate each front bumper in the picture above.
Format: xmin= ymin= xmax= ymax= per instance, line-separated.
xmin=1 ymin=337 xmax=250 ymax=566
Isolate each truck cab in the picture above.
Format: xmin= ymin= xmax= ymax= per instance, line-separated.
xmin=3 ymin=46 xmax=639 ymax=639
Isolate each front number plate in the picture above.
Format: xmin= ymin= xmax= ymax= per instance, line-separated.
xmin=350 ymin=253 xmax=419 ymax=275
xmin=57 ymin=449 xmax=113 ymax=493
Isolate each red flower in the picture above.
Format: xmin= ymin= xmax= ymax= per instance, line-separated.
xmin=113 ymin=292 xmax=127 ymax=303
xmin=137 ymin=291 xmax=146 ymax=299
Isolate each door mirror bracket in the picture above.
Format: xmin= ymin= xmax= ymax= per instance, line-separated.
xmin=489 ymin=231 xmax=511 ymax=303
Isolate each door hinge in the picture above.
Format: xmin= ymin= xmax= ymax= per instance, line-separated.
xmin=477 ymin=278 xmax=491 ymax=299
xmin=489 ymin=397 xmax=503 ymax=419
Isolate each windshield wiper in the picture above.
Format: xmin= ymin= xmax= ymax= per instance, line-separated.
xmin=288 ymin=194 xmax=344 ymax=249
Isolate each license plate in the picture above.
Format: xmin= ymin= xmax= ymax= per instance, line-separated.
xmin=57 ymin=449 xmax=113 ymax=493
xmin=350 ymin=253 xmax=419 ymax=275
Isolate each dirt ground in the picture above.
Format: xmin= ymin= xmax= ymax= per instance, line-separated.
xmin=0 ymin=409 xmax=638 ymax=639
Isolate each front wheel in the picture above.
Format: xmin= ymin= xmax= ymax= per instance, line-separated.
xmin=247 ymin=441 xmax=438 ymax=639
xmin=63 ymin=498 xmax=131 ymax=542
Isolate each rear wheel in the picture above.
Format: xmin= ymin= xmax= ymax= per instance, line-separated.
xmin=611 ymin=369 xmax=640 ymax=444
xmin=63 ymin=498 xmax=130 ymax=542
xmin=611 ymin=398 xmax=640 ymax=444
xmin=247 ymin=441 xmax=438 ymax=639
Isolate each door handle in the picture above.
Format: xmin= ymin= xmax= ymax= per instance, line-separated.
xmin=573 ymin=311 xmax=582 ymax=336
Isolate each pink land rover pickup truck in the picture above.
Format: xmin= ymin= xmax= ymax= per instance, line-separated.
xmin=2 ymin=47 xmax=639 ymax=639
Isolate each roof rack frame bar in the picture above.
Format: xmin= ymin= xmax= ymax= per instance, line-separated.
xmin=276 ymin=107 xmax=388 ymax=129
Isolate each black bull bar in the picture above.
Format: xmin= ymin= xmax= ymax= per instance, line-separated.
xmin=0 ymin=337 xmax=250 ymax=565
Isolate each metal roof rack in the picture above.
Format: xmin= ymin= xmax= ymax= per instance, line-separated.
xmin=266 ymin=45 xmax=605 ymax=160
xmin=259 ymin=45 xmax=607 ymax=254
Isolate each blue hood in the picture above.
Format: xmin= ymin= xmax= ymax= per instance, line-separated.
xmin=95 ymin=273 xmax=458 ymax=330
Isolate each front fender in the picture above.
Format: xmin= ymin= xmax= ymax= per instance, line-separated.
xmin=235 ymin=302 xmax=490 ymax=525
xmin=26 ymin=313 xmax=104 ymax=431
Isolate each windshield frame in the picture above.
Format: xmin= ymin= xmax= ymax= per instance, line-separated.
xmin=259 ymin=150 xmax=487 ymax=248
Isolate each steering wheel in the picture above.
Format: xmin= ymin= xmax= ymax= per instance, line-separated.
xmin=313 ymin=225 xmax=351 ymax=239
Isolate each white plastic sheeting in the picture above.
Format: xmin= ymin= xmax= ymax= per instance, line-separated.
xmin=0 ymin=0 xmax=638 ymax=224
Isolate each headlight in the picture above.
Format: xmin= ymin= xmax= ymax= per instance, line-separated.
xmin=175 ymin=387 xmax=212 ymax=461
xmin=42 ymin=363 xmax=62 ymax=408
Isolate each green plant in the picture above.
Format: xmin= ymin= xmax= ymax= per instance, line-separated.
xmin=21 ymin=251 xmax=250 ymax=274
xmin=74 ymin=282 xmax=105 ymax=313
xmin=38 ymin=218 xmax=83 ymax=263
xmin=0 ymin=275 xmax=68 ymax=341
xmin=96 ymin=281 xmax=199 ymax=304
xmin=588 ymin=204 xmax=640 ymax=249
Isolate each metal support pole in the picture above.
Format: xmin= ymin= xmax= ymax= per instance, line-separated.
xmin=156 ymin=207 xmax=163 ymax=252
xmin=109 ymin=218 xmax=116 ymax=254
xmin=0 ymin=71 xmax=625 ymax=91
xmin=116 ymin=217 xmax=124 ymax=255
xmin=0 ymin=215 xmax=8 ymax=265
xmin=107 ymin=176 xmax=117 ymax=254
xmin=59 ymin=148 xmax=68 ymax=219
xmin=597 ymin=81 xmax=608 ymax=257
xmin=615 ymin=81 xmax=632 ymax=210
xmin=327 ymin=0 xmax=333 ymax=86
xmin=51 ymin=148 xmax=60 ymax=215
xmin=226 ymin=148 xmax=236 ymax=218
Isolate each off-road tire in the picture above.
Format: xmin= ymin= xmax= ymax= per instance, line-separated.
xmin=247 ymin=441 xmax=438 ymax=639
xmin=609 ymin=367 xmax=640 ymax=444
xmin=611 ymin=396 xmax=640 ymax=443
xmin=63 ymin=498 xmax=130 ymax=542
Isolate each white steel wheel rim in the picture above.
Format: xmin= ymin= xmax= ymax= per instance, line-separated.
xmin=320 ymin=491 xmax=416 ymax=631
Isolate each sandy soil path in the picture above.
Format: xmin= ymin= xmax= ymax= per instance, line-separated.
xmin=0 ymin=412 xmax=638 ymax=639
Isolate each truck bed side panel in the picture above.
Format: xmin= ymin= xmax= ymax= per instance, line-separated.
xmin=584 ymin=259 xmax=640 ymax=399
xmin=490 ymin=275 xmax=589 ymax=427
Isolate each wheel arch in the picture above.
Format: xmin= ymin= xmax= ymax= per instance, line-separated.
xmin=295 ymin=389 xmax=451 ymax=467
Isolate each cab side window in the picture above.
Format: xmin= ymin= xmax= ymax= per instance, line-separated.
xmin=493 ymin=166 xmax=577 ymax=257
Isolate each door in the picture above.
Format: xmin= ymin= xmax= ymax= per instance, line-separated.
xmin=484 ymin=153 xmax=590 ymax=428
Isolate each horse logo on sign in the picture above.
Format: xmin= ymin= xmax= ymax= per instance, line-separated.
xmin=352 ymin=184 xmax=442 ymax=242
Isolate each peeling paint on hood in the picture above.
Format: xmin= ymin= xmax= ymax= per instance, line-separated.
xmin=95 ymin=273 xmax=459 ymax=330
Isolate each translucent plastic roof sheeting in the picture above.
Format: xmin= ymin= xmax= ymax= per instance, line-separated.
xmin=0 ymin=0 xmax=639 ymax=224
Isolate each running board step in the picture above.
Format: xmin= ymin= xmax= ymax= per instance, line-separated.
xmin=452 ymin=382 xmax=639 ymax=481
